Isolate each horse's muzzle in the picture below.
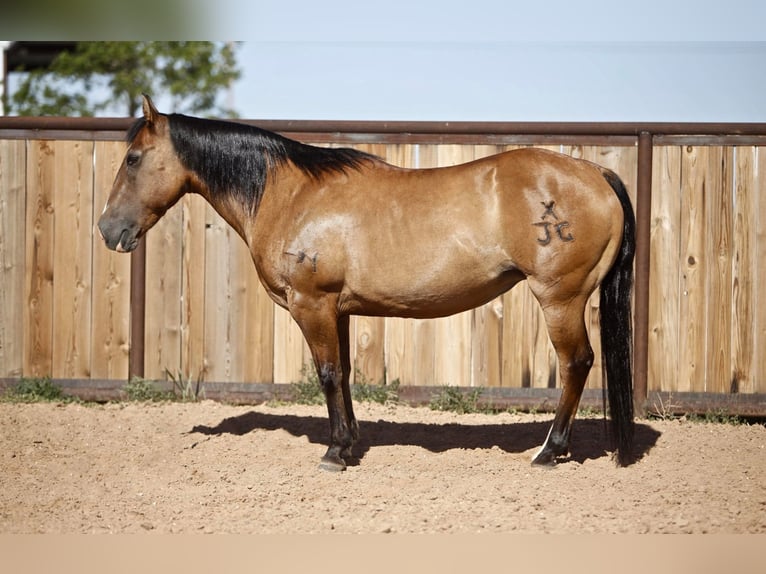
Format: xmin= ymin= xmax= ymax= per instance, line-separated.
xmin=97 ymin=218 xmax=140 ymax=253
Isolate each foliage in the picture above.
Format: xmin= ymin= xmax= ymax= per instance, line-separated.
xmin=428 ymin=386 xmax=483 ymax=414
xmin=353 ymin=377 xmax=400 ymax=405
xmin=122 ymin=377 xmax=171 ymax=402
xmin=1 ymin=376 xmax=75 ymax=403
xmin=289 ymin=364 xmax=322 ymax=405
xmin=7 ymin=41 xmax=240 ymax=117
xmin=290 ymin=364 xmax=400 ymax=406
xmin=164 ymin=368 xmax=206 ymax=402
xmin=122 ymin=371 xmax=206 ymax=403
xmin=686 ymin=410 xmax=745 ymax=426
xmin=647 ymin=393 xmax=682 ymax=421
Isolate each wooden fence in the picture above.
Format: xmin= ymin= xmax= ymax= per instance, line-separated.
xmin=1 ymin=119 xmax=765 ymax=412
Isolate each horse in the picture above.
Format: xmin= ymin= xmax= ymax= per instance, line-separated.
xmin=98 ymin=95 xmax=635 ymax=471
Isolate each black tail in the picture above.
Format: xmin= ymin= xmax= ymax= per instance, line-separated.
xmin=599 ymin=169 xmax=636 ymax=466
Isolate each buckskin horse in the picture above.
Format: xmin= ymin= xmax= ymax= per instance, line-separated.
xmin=99 ymin=95 xmax=635 ymax=470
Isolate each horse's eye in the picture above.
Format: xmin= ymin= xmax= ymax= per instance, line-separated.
xmin=126 ymin=152 xmax=141 ymax=167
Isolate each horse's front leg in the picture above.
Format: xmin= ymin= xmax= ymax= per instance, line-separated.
xmin=291 ymin=300 xmax=356 ymax=471
xmin=315 ymin=360 xmax=354 ymax=471
xmin=337 ymin=314 xmax=359 ymax=448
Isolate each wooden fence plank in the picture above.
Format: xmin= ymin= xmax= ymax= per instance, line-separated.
xmin=180 ymin=194 xmax=208 ymax=382
xmin=352 ymin=316 xmax=386 ymax=384
xmin=0 ymin=140 xmax=26 ymax=377
xmin=91 ymin=141 xmax=130 ymax=379
xmin=384 ymin=316 xmax=408 ymax=386
xmin=51 ymin=140 xmax=94 ymax=377
xmin=754 ymin=147 xmax=766 ymax=393
xmin=731 ymin=147 xmax=756 ymax=394
xmin=24 ymin=141 xmax=56 ymax=376
xmin=679 ymin=146 xmax=710 ymax=392
xmin=243 ymin=257 xmax=275 ymax=385
xmin=471 ymin=298 xmax=503 ymax=388
xmin=705 ymin=147 xmax=733 ymax=393
xmin=501 ymin=286 xmax=530 ymax=387
xmin=144 ymin=197 xmax=183 ymax=380
xmin=273 ymin=305 xmax=309 ymax=384
xmin=648 ymin=146 xmax=682 ymax=393
xmin=202 ymin=204 xmax=235 ymax=381
xmin=226 ymin=230 xmax=252 ymax=383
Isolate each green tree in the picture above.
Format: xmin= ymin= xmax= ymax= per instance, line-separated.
xmin=7 ymin=42 xmax=240 ymax=117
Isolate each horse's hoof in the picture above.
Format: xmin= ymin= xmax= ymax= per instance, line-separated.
xmin=530 ymin=447 xmax=560 ymax=467
xmin=319 ymin=455 xmax=347 ymax=472
xmin=530 ymin=455 xmax=557 ymax=468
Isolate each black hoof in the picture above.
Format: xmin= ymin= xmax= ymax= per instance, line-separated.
xmin=319 ymin=447 xmax=347 ymax=472
xmin=531 ymin=444 xmax=568 ymax=467
xmin=530 ymin=450 xmax=558 ymax=467
xmin=319 ymin=456 xmax=346 ymax=472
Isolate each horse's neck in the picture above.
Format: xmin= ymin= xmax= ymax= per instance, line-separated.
xmin=199 ymin=188 xmax=252 ymax=246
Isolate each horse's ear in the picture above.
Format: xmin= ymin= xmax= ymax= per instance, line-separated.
xmin=142 ymin=94 xmax=160 ymax=124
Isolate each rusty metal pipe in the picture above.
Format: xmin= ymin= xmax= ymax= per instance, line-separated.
xmin=2 ymin=116 xmax=766 ymax=137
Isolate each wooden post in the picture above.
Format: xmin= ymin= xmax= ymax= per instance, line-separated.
xmin=633 ymin=132 xmax=653 ymax=412
xmin=129 ymin=240 xmax=146 ymax=380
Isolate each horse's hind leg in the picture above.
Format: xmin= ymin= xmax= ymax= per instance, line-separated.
xmin=529 ymin=291 xmax=594 ymax=466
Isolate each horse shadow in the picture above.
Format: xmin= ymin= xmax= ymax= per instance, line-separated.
xmin=190 ymin=409 xmax=661 ymax=466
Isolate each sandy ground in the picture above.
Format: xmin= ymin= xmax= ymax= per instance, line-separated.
xmin=0 ymin=400 xmax=764 ymax=534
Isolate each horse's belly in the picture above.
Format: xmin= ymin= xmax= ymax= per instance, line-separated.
xmin=345 ymin=258 xmax=524 ymax=319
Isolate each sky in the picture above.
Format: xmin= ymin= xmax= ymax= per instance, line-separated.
xmin=222 ymin=0 xmax=766 ymax=122
xmin=2 ymin=0 xmax=765 ymax=122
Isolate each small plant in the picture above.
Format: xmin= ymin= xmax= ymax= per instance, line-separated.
xmin=164 ymin=368 xmax=206 ymax=402
xmin=429 ymin=386 xmax=483 ymax=414
xmin=648 ymin=393 xmax=681 ymax=421
xmin=2 ymin=376 xmax=72 ymax=403
xmin=577 ymin=405 xmax=601 ymax=418
xmin=687 ymin=410 xmax=744 ymax=426
xmin=289 ymin=364 xmax=400 ymax=406
xmin=122 ymin=377 xmax=171 ymax=402
xmin=290 ymin=364 xmax=325 ymax=405
xmin=352 ymin=377 xmax=400 ymax=405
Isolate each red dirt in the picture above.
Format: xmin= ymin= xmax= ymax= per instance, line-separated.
xmin=1 ymin=401 xmax=763 ymax=533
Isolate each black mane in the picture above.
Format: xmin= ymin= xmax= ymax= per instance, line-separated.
xmin=127 ymin=114 xmax=376 ymax=210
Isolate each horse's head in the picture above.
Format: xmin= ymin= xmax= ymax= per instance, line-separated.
xmin=98 ymin=94 xmax=188 ymax=252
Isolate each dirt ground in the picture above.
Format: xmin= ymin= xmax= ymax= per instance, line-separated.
xmin=0 ymin=400 xmax=764 ymax=534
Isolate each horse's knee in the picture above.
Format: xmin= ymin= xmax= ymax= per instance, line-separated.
xmin=317 ymin=363 xmax=339 ymax=394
